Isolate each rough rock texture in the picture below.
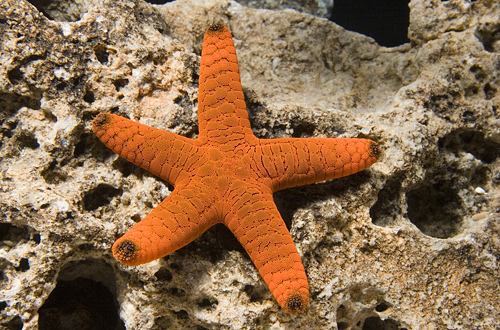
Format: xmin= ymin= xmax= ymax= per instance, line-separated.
xmin=235 ymin=0 xmax=333 ymax=18
xmin=0 ymin=0 xmax=499 ymax=329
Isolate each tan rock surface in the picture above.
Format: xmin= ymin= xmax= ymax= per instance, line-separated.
xmin=0 ymin=0 xmax=499 ymax=329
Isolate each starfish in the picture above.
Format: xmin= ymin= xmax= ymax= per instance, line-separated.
xmin=92 ymin=23 xmax=380 ymax=314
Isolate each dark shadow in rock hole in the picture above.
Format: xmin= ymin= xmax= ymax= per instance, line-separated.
xmin=370 ymin=172 xmax=404 ymax=227
xmin=362 ymin=315 xmax=406 ymax=330
xmin=2 ymin=315 xmax=23 ymax=330
xmin=0 ymin=92 xmax=41 ymax=123
xmin=83 ymin=183 xmax=122 ymax=211
xmin=475 ymin=22 xmax=500 ymax=53
xmin=438 ymin=130 xmax=500 ymax=164
xmin=406 ymin=183 xmax=463 ymax=239
xmin=26 ymin=0 xmax=89 ymax=22
xmin=0 ymin=223 xmax=40 ymax=247
xmin=143 ymin=0 xmax=176 ymax=4
xmin=38 ymin=258 xmax=125 ymax=330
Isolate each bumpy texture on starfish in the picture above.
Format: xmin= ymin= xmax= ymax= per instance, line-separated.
xmin=92 ymin=23 xmax=380 ymax=314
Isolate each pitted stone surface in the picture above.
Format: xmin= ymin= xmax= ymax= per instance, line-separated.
xmin=0 ymin=0 xmax=499 ymax=329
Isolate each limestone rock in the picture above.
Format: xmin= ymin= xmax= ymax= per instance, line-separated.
xmin=235 ymin=0 xmax=333 ymax=18
xmin=0 ymin=0 xmax=499 ymax=329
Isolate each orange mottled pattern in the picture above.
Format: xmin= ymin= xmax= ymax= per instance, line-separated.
xmin=92 ymin=23 xmax=380 ymax=314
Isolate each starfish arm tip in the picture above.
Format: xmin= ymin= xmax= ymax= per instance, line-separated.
xmin=113 ymin=239 xmax=139 ymax=266
xmin=283 ymin=291 xmax=308 ymax=314
xmin=369 ymin=140 xmax=381 ymax=160
xmin=92 ymin=113 xmax=111 ymax=131
xmin=207 ymin=23 xmax=225 ymax=33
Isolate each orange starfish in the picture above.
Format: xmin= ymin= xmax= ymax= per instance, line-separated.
xmin=92 ymin=23 xmax=379 ymax=314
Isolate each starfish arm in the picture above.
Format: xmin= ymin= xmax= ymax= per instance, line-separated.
xmin=112 ymin=180 xmax=220 ymax=266
xmin=249 ymin=138 xmax=380 ymax=191
xmin=92 ymin=113 xmax=198 ymax=185
xmin=223 ymin=182 xmax=309 ymax=314
xmin=198 ymin=24 xmax=254 ymax=144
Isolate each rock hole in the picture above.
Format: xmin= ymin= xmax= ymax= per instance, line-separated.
xmin=112 ymin=157 xmax=138 ymax=177
xmin=78 ymin=243 xmax=93 ymax=251
xmin=375 ymin=301 xmax=391 ymax=312
xmin=464 ymin=85 xmax=479 ymax=96
xmin=154 ymin=316 xmax=171 ymax=328
xmin=33 ymin=233 xmax=43 ymax=244
xmin=462 ymin=110 xmax=475 ymax=123
xmin=362 ymin=315 xmax=401 ymax=330
xmin=16 ymin=132 xmax=39 ymax=149
xmin=41 ymin=160 xmax=67 ymax=184
xmin=291 ymin=121 xmax=315 ymax=138
xmin=243 ymin=284 xmax=267 ymax=303
xmin=15 ymin=258 xmax=30 ymax=272
xmin=337 ymin=321 xmax=349 ymax=330
xmin=27 ymin=0 xmax=91 ymax=22
xmin=113 ymin=79 xmax=129 ymax=92
xmin=439 ymin=130 xmax=500 ymax=164
xmin=143 ymin=0 xmax=176 ymax=4
xmin=168 ymin=287 xmax=186 ymax=297
xmin=173 ymin=92 xmax=191 ymax=108
xmin=483 ymin=82 xmax=496 ymax=100
xmin=94 ymin=44 xmax=110 ymax=65
xmin=423 ymin=91 xmax=459 ymax=118
xmin=0 ymin=93 xmax=41 ymax=123
xmin=0 ymin=121 xmax=17 ymax=139
xmin=2 ymin=315 xmax=23 ymax=330
xmin=406 ymin=183 xmax=463 ymax=238
xmin=82 ymin=110 xmax=99 ymax=124
xmin=83 ymin=90 xmax=95 ymax=104
xmin=39 ymin=278 xmax=121 ymax=330
xmin=197 ymin=297 xmax=218 ymax=309
xmin=131 ymin=214 xmax=142 ymax=222
xmin=154 ymin=267 xmax=173 ymax=282
xmin=0 ymin=223 xmax=40 ymax=250
xmin=73 ymin=133 xmax=91 ymax=158
xmin=56 ymin=81 xmax=67 ymax=91
xmin=459 ymin=131 xmax=500 ymax=163
xmin=83 ymin=184 xmax=122 ymax=211
xmin=370 ymin=175 xmax=404 ymax=227
xmin=469 ymin=64 xmax=487 ymax=82
xmin=173 ymin=310 xmax=189 ymax=319
xmin=330 ymin=0 xmax=410 ymax=47
xmin=38 ymin=259 xmax=125 ymax=330
xmin=475 ymin=22 xmax=500 ymax=52
xmin=7 ymin=67 xmax=23 ymax=85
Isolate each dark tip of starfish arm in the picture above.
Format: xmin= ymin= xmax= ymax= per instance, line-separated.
xmin=92 ymin=113 xmax=110 ymax=128
xmin=114 ymin=240 xmax=136 ymax=263
xmin=370 ymin=141 xmax=381 ymax=159
xmin=208 ymin=23 xmax=225 ymax=33
xmin=286 ymin=294 xmax=306 ymax=314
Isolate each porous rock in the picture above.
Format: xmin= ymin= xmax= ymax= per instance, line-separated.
xmin=235 ymin=0 xmax=333 ymax=18
xmin=0 ymin=0 xmax=499 ymax=329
